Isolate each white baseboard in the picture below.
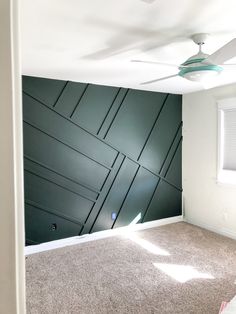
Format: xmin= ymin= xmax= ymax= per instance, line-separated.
xmin=184 ymin=217 xmax=236 ymax=241
xmin=25 ymin=215 xmax=183 ymax=256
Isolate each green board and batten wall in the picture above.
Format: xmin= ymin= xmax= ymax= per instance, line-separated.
xmin=22 ymin=76 xmax=182 ymax=245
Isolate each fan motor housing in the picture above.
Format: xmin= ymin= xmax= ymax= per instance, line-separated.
xmin=179 ymin=56 xmax=223 ymax=81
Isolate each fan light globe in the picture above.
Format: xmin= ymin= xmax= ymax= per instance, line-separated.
xmin=179 ymin=55 xmax=223 ymax=82
xmin=183 ymin=70 xmax=219 ymax=82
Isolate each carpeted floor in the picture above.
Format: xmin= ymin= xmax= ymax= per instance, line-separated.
xmin=26 ymin=222 xmax=236 ymax=314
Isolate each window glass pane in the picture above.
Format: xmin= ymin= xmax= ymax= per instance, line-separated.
xmin=223 ymin=108 xmax=236 ymax=170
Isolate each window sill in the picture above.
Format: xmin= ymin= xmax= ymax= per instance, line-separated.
xmin=217 ymin=170 xmax=236 ymax=186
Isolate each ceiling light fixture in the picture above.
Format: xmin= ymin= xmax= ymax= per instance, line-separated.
xmin=178 ymin=34 xmax=223 ymax=82
xmin=179 ymin=63 xmax=223 ymax=82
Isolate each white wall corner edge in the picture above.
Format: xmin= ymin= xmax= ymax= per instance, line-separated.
xmin=183 ymin=217 xmax=236 ymax=241
xmin=25 ymin=215 xmax=184 ymax=256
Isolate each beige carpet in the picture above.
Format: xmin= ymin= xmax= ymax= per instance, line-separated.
xmin=26 ymin=222 xmax=236 ymax=314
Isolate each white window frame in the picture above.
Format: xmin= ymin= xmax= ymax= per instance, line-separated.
xmin=217 ymin=97 xmax=236 ymax=185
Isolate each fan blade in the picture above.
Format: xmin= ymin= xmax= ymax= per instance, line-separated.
xmin=131 ymin=59 xmax=179 ymax=68
xmin=221 ymin=63 xmax=236 ymax=67
xmin=141 ymin=74 xmax=179 ymax=85
xmin=204 ymin=38 xmax=236 ymax=64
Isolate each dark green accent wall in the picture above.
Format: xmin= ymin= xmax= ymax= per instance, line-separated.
xmin=23 ymin=76 xmax=182 ymax=245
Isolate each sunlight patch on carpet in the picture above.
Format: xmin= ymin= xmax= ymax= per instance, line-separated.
xmin=153 ymin=263 xmax=215 ymax=283
xmin=122 ymin=232 xmax=170 ymax=256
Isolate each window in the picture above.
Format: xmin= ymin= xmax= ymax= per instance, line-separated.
xmin=218 ymin=97 xmax=236 ymax=184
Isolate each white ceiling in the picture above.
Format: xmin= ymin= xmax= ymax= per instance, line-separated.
xmin=21 ymin=0 xmax=236 ymax=94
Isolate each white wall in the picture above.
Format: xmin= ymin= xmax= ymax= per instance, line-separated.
xmin=183 ymin=83 xmax=236 ymax=239
xmin=0 ymin=0 xmax=25 ymax=313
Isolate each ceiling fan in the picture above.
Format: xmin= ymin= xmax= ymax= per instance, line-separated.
xmin=132 ymin=34 xmax=236 ymax=85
